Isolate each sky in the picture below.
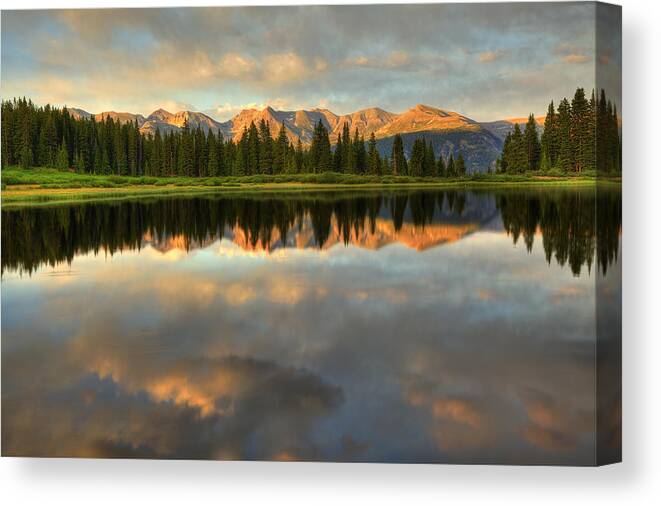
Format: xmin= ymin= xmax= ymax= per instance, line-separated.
xmin=0 ymin=3 xmax=621 ymax=122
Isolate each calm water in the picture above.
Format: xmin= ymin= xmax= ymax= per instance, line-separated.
xmin=1 ymin=188 xmax=621 ymax=464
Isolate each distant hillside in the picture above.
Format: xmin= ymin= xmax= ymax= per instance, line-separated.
xmin=64 ymin=103 xmax=545 ymax=172
xmin=480 ymin=116 xmax=545 ymax=142
xmin=66 ymin=108 xmax=146 ymax=127
xmin=376 ymin=130 xmax=502 ymax=173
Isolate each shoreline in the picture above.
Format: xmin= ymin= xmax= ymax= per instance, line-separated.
xmin=1 ymin=178 xmax=620 ymax=208
xmin=1 ymin=168 xmax=620 ymax=208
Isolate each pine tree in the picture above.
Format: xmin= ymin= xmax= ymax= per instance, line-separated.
xmin=410 ymin=138 xmax=423 ymax=177
xmin=596 ymin=89 xmax=609 ymax=173
xmin=611 ymin=104 xmax=621 ymax=173
xmin=540 ymin=101 xmax=558 ymax=170
xmin=1 ymin=100 xmax=15 ymax=167
xmin=570 ymin=88 xmax=589 ymax=172
xmin=233 ymin=137 xmax=247 ymax=176
xmin=367 ymin=132 xmax=380 ymax=175
xmin=101 ymin=146 xmax=110 ymax=175
xmin=506 ymin=123 xmax=527 ymax=173
xmin=390 ymin=134 xmax=406 ymax=176
xmin=294 ymin=138 xmax=304 ymax=173
xmin=585 ymin=90 xmax=596 ymax=171
xmin=309 ymin=120 xmax=332 ymax=173
xmin=285 ymin=141 xmax=296 ymax=173
xmin=150 ymin=129 xmax=163 ymax=176
xmin=523 ymin=114 xmax=541 ymax=171
xmin=341 ymin=122 xmax=353 ymax=172
xmin=206 ymin=131 xmax=218 ymax=177
xmin=180 ymin=121 xmax=194 ymax=176
xmin=500 ymin=133 xmax=512 ymax=173
xmin=18 ymin=110 xmax=34 ymax=169
xmin=115 ymin=125 xmax=128 ymax=175
xmin=216 ymin=133 xmax=225 ymax=176
xmin=455 ymin=151 xmax=466 ymax=176
xmin=194 ymin=127 xmax=206 ymax=177
xmin=423 ymin=141 xmax=436 ymax=177
xmin=556 ymin=98 xmax=572 ymax=172
xmin=382 ymin=154 xmax=391 ymax=175
xmin=258 ymin=119 xmax=273 ymax=174
xmin=38 ymin=114 xmax=58 ymax=166
xmin=56 ymin=142 xmax=69 ymax=170
xmin=446 ymin=154 xmax=455 ymax=177
xmin=247 ymin=122 xmax=260 ymax=175
xmin=352 ymin=129 xmax=366 ymax=174
xmin=127 ymin=121 xmax=138 ymax=176
xmin=93 ymin=144 xmax=103 ymax=174
xmin=273 ymin=123 xmax=288 ymax=174
xmin=437 ymin=153 xmax=447 ymax=177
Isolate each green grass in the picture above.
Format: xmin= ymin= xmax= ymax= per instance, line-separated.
xmin=1 ymin=166 xmax=613 ymax=207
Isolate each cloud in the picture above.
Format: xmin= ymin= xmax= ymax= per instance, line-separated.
xmin=344 ymin=51 xmax=411 ymax=69
xmin=217 ymin=52 xmax=257 ymax=78
xmin=2 ymin=317 xmax=345 ymax=459
xmin=432 ymin=398 xmax=483 ymax=429
xmin=345 ymin=55 xmax=370 ymax=67
xmin=262 ymin=52 xmax=315 ymax=83
xmin=519 ymin=388 xmax=592 ymax=452
xmin=553 ymin=43 xmax=592 ymax=64
xmin=478 ymin=49 xmax=506 ymax=63
xmin=1 ymin=3 xmax=616 ymax=120
xmin=562 ymin=53 xmax=591 ymax=64
xmin=386 ymin=50 xmax=410 ymax=67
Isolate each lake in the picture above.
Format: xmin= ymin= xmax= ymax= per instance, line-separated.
xmin=1 ymin=187 xmax=621 ymax=464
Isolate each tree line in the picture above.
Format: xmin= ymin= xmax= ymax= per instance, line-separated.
xmin=498 ymin=88 xmax=621 ymax=174
xmin=1 ymin=97 xmax=469 ymax=178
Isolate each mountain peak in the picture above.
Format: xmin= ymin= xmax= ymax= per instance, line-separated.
xmin=64 ymin=107 xmax=91 ymax=120
xmin=150 ymin=107 xmax=172 ymax=115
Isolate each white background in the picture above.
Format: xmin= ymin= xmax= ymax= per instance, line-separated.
xmin=0 ymin=0 xmax=659 ymax=504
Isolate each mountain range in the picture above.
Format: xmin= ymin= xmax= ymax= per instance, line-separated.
xmin=66 ymin=104 xmax=542 ymax=172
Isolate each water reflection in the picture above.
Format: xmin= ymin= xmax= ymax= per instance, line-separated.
xmin=2 ymin=188 xmax=620 ymax=276
xmin=1 ymin=188 xmax=621 ymax=464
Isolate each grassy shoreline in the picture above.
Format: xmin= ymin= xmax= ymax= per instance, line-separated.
xmin=1 ymin=167 xmax=619 ymax=207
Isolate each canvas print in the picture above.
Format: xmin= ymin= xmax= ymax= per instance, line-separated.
xmin=1 ymin=3 xmax=621 ymax=465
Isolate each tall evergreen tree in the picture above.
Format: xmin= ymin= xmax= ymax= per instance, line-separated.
xmin=410 ymin=138 xmax=423 ymax=177
xmin=455 ymin=151 xmax=466 ymax=176
xmin=309 ymin=120 xmax=332 ymax=173
xmin=341 ymin=122 xmax=353 ymax=172
xmin=367 ymin=132 xmax=380 ymax=175
xmin=570 ymin=87 xmax=590 ymax=172
xmin=206 ymin=130 xmax=218 ymax=177
xmin=423 ymin=141 xmax=436 ymax=177
xmin=390 ymin=134 xmax=407 ymax=176
xmin=352 ymin=129 xmax=366 ymax=174
xmin=523 ymin=114 xmax=541 ymax=171
xmin=446 ymin=154 xmax=455 ymax=177
xmin=556 ymin=98 xmax=573 ymax=172
xmin=437 ymin=152 xmax=447 ymax=177
xmin=273 ymin=123 xmax=288 ymax=174
xmin=258 ymin=119 xmax=273 ymax=174
xmin=541 ymin=101 xmax=558 ymax=170
xmin=55 ymin=142 xmax=69 ymax=170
